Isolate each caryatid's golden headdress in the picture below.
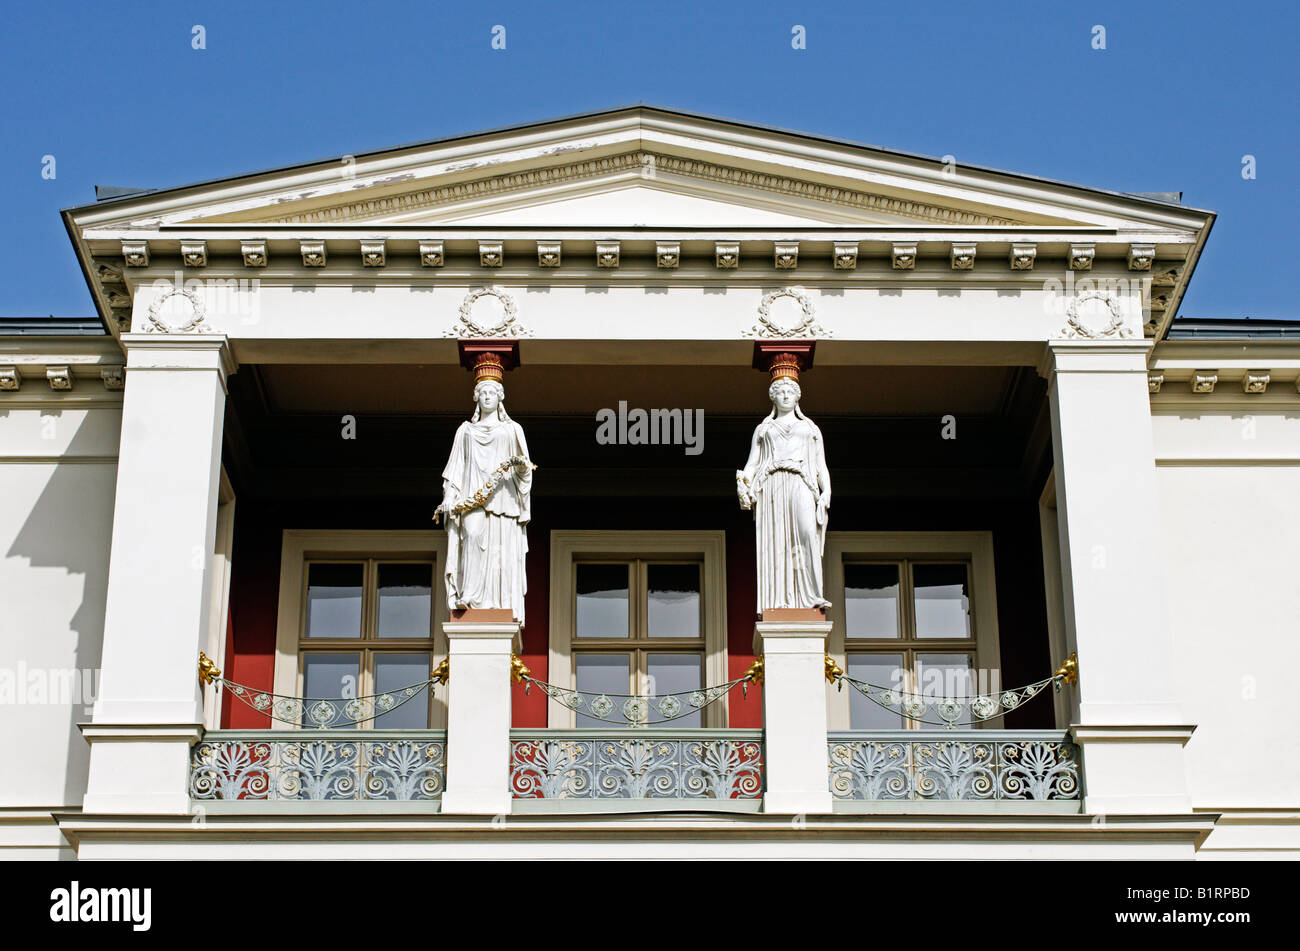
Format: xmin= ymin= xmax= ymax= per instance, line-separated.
xmin=767 ymin=351 xmax=802 ymax=384
xmin=473 ymin=352 xmax=506 ymax=386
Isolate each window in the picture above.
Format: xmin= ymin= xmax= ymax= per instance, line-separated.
xmin=549 ymin=532 xmax=727 ymax=728
xmin=572 ymin=560 xmax=705 ymax=727
xmin=825 ymin=533 xmax=1000 ymax=731
xmin=299 ymin=560 xmax=435 ymax=728
xmin=274 ymin=531 xmax=447 ymax=730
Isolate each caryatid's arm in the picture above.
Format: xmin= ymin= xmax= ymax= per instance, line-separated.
xmin=736 ymin=424 xmax=762 ymax=510
xmin=435 ymin=424 xmax=466 ymax=523
xmin=813 ymin=424 xmax=831 ymax=521
xmin=512 ymin=424 xmax=533 ymax=525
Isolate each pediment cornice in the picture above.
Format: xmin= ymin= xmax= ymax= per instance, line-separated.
xmin=62 ymin=106 xmax=1217 ymax=343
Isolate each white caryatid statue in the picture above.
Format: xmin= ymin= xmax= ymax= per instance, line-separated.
xmin=436 ymin=352 xmax=535 ymax=624
xmin=736 ymin=352 xmax=831 ymax=615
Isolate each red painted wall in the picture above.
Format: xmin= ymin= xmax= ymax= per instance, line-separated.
xmin=221 ymin=496 xmax=1049 ymax=730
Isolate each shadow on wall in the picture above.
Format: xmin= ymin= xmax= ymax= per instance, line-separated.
xmin=3 ymin=407 xmax=118 ymax=807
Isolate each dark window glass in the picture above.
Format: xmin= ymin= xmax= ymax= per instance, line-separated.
xmin=913 ymin=564 xmax=971 ymax=638
xmin=647 ymin=564 xmax=701 ymax=638
xmin=305 ymin=564 xmax=364 ymax=637
xmin=844 ymin=563 xmax=900 ymax=638
xmin=576 ymin=564 xmax=630 ymax=638
xmin=377 ymin=563 xmax=432 ymax=638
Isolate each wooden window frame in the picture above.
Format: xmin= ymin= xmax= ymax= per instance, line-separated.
xmin=548 ymin=531 xmax=728 ymax=728
xmin=824 ymin=531 xmax=1000 ymax=731
xmin=274 ymin=530 xmax=448 ymax=730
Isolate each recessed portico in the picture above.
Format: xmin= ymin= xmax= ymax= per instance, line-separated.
xmin=55 ymin=105 xmax=1225 ymax=856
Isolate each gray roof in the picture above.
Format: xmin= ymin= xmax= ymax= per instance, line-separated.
xmin=1166 ymin=317 xmax=1300 ymax=339
xmin=0 ymin=316 xmax=106 ymax=336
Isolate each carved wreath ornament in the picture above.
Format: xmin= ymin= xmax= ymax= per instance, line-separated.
xmin=448 ymin=286 xmax=529 ymax=337
xmin=144 ymin=286 xmax=209 ymax=333
xmin=1060 ymin=291 xmax=1132 ymax=340
xmin=747 ymin=286 xmax=831 ymax=338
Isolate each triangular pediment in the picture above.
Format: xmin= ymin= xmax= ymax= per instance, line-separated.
xmin=69 ymin=106 xmax=1210 ymax=235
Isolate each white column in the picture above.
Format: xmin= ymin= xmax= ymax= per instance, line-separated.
xmin=440 ymin=622 xmax=518 ymax=815
xmin=81 ymin=334 xmax=234 ymax=814
xmin=755 ymin=621 xmax=833 ymax=814
xmin=1042 ymin=340 xmax=1194 ymax=814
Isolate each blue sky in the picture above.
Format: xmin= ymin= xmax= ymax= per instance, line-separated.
xmin=2 ymin=1 xmax=1295 ymax=318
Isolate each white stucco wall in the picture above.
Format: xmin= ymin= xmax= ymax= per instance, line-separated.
xmin=0 ymin=397 xmax=119 ymax=856
xmin=1152 ymin=406 xmax=1300 ymax=856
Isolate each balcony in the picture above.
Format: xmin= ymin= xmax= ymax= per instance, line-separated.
xmin=190 ymin=731 xmax=446 ymax=805
xmin=510 ymin=729 xmax=763 ymax=811
xmin=828 ymin=730 xmax=1081 ymax=813
xmin=187 ymin=727 xmax=1081 ymax=814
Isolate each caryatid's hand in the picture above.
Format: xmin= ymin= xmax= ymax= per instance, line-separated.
xmin=736 ymin=471 xmax=755 ymax=511
xmin=433 ymin=491 xmax=459 ymax=524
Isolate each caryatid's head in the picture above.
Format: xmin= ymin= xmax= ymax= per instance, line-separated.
xmin=474 ymin=378 xmax=505 ymax=417
xmin=470 ymin=351 xmax=508 ymax=420
xmin=768 ymin=377 xmax=801 ymax=413
xmin=765 ymin=351 xmax=803 ymax=415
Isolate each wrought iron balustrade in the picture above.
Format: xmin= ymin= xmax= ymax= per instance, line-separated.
xmin=828 ymin=730 xmax=1079 ymax=802
xmin=511 ymin=730 xmax=763 ymax=801
xmin=190 ymin=731 xmax=445 ymax=801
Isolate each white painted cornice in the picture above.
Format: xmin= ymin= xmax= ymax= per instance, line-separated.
xmin=63 ymin=107 xmax=1214 ymax=347
xmin=68 ymin=108 xmax=1211 ymax=236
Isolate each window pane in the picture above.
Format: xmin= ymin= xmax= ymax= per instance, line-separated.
xmin=301 ymin=653 xmax=359 ymax=727
xmin=647 ymin=564 xmax=701 ymax=638
xmin=647 ymin=653 xmax=703 ymax=727
xmin=913 ymin=564 xmax=971 ymax=638
xmin=844 ymin=564 xmax=900 ymax=638
xmin=373 ymin=652 xmax=432 ymax=729
xmin=377 ymin=563 xmax=432 ymax=638
xmin=575 ymin=653 xmax=630 ymax=728
xmin=847 ymin=654 xmax=905 ymax=730
xmin=305 ymin=564 xmax=364 ymax=638
xmin=915 ymin=653 xmax=975 ymax=729
xmin=576 ymin=564 xmax=629 ymax=638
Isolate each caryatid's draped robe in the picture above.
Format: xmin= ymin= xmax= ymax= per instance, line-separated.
xmin=441 ymin=407 xmax=532 ymax=624
xmin=739 ymin=408 xmax=831 ymax=613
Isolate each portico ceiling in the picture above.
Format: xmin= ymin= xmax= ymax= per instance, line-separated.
xmin=253 ymin=362 xmax=1029 ymax=417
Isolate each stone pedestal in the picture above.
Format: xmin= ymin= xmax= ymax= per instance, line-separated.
xmin=754 ymin=619 xmax=833 ymax=814
xmin=440 ymin=620 xmax=519 ymax=815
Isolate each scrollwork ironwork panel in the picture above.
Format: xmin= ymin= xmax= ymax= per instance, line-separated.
xmin=828 ymin=731 xmax=1079 ymax=801
xmin=510 ymin=731 xmax=763 ymax=800
xmin=190 ymin=732 xmax=445 ymax=801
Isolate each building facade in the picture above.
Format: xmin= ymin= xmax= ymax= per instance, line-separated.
xmin=1 ymin=106 xmax=1296 ymax=859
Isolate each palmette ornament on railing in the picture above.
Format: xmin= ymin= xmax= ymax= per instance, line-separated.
xmin=830 ymin=651 xmax=1078 ymax=730
xmin=510 ymin=733 xmax=763 ymax=800
xmin=827 ymin=732 xmax=1079 ymax=801
xmin=197 ymin=651 xmax=445 ymax=729
xmin=190 ymin=734 xmax=445 ymax=801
